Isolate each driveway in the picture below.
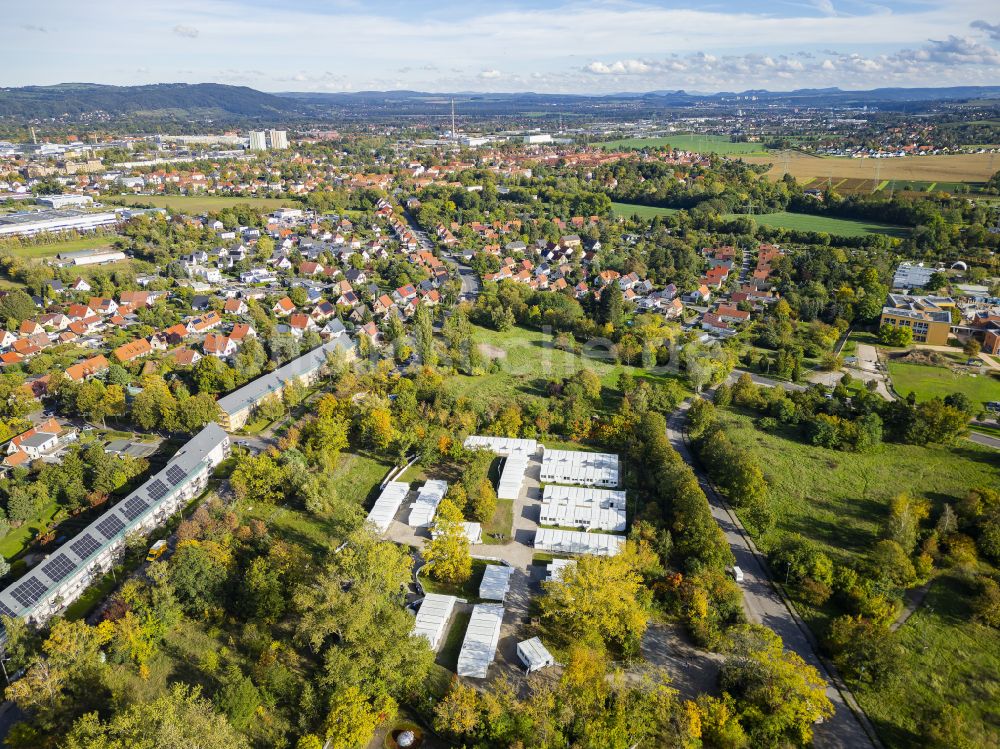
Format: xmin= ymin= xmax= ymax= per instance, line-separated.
xmin=667 ymin=401 xmax=879 ymax=749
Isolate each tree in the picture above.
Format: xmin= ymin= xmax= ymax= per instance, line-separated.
xmin=539 ymin=542 xmax=649 ymax=654
xmin=215 ymin=665 xmax=262 ymax=732
xmin=468 ymin=479 xmax=497 ymax=524
xmin=62 ymin=683 xmax=249 ymax=749
xmin=425 ymin=499 xmax=472 ymax=585
xmin=963 ymin=338 xmax=981 ymax=358
xmin=361 ymin=405 xmax=396 ymax=452
xmin=324 ymin=686 xmax=394 ymax=749
xmin=168 ymin=541 xmax=230 ymax=616
xmin=413 ymin=304 xmax=437 ymax=366
xmin=230 ymin=452 xmax=287 ymax=504
xmin=878 ymin=324 xmax=912 ymax=347
xmin=193 ymin=355 xmax=235 ymax=394
xmin=600 ymin=281 xmax=625 ymax=329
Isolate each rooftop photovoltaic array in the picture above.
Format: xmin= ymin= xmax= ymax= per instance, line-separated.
xmin=121 ymin=496 xmax=148 ymax=521
xmin=70 ymin=534 xmax=101 ymax=560
xmin=0 ymin=601 xmax=16 ymax=618
xmin=41 ymin=554 xmax=76 ymax=583
xmin=166 ymin=465 xmax=186 ymax=485
xmin=147 ymin=479 xmax=169 ymax=501
xmin=96 ymin=514 xmax=126 ymax=540
xmin=11 ymin=577 xmax=47 ymax=607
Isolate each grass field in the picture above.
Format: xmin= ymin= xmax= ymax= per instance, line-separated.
xmin=107 ymin=194 xmax=297 ymax=214
xmin=610 ymin=202 xmax=680 ymax=219
xmin=599 ymin=134 xmax=769 ymax=155
xmin=335 ymin=451 xmax=394 ymax=508
xmin=447 ymin=324 xmax=687 ymax=405
xmin=712 ymin=408 xmax=1000 ymax=746
xmin=725 ymin=210 xmax=910 ymax=238
xmin=0 ymin=235 xmax=115 ymax=259
xmin=745 ymin=151 xmax=999 ymax=184
xmin=887 ymin=361 xmax=1000 ymax=409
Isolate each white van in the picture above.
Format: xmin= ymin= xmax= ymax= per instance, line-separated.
xmin=731 ymin=566 xmax=745 ymax=583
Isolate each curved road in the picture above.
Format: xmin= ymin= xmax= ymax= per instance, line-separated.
xmin=667 ymin=401 xmax=879 ymax=749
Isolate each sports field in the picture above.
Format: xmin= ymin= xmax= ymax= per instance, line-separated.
xmin=107 ymin=194 xmax=297 ymax=213
xmin=745 ymin=151 xmax=998 ymax=184
xmin=599 ymin=134 xmax=769 ymax=155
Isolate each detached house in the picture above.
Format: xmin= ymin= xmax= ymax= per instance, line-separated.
xmin=203 ymin=333 xmax=237 ymax=359
xmin=113 ymin=338 xmax=153 ymax=363
xmin=272 ymin=297 xmax=296 ymax=317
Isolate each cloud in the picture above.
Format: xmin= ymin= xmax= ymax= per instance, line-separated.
xmin=478 ymin=69 xmax=502 ymax=79
xmin=970 ymin=20 xmax=1000 ymax=41
xmin=585 ymin=59 xmax=655 ymax=75
xmin=910 ymin=35 xmax=1000 ymax=65
xmin=172 ymin=24 xmax=199 ymax=38
xmin=20 ymin=24 xmax=47 ymax=33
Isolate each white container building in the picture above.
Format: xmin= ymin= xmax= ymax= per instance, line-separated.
xmin=408 ymin=479 xmax=448 ymax=527
xmin=540 ymin=449 xmax=619 ymax=487
xmin=533 ymin=528 xmax=624 ymax=557
xmin=412 ymin=593 xmax=457 ymax=651
xmin=456 ymin=603 xmax=505 ymax=679
xmin=365 ymin=481 xmax=410 ymax=534
xmin=478 ymin=564 xmax=514 ymax=602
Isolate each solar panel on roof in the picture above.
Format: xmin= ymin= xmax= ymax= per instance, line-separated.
xmin=96 ymin=514 xmax=126 ymax=540
xmin=147 ymin=480 xmax=168 ymax=501
xmin=10 ymin=577 xmax=47 ymax=607
xmin=166 ymin=465 xmax=185 ymax=485
xmin=41 ymin=554 xmax=75 ymax=583
xmin=70 ymin=534 xmax=101 ymax=560
xmin=0 ymin=601 xmax=16 ymax=618
xmin=121 ymin=497 xmax=147 ymax=521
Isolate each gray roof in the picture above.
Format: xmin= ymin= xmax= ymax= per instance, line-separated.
xmin=216 ymin=334 xmax=354 ymax=418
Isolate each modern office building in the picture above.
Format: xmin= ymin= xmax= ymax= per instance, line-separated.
xmin=0 ymin=424 xmax=230 ymax=626
xmin=879 ymin=294 xmax=955 ymax=345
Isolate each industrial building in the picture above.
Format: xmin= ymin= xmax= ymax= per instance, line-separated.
xmin=411 ymin=593 xmax=457 ymax=651
xmin=539 ymin=485 xmax=627 ymax=532
xmin=479 ymin=564 xmax=514 ymax=602
xmin=533 ymin=528 xmax=624 ymax=557
xmin=408 ymin=480 xmax=448 ymax=527
xmin=216 ymin=334 xmax=354 ymax=430
xmin=365 ymin=482 xmax=410 ymax=534
xmin=0 ymin=423 xmax=230 ymax=625
xmin=0 ymin=209 xmax=119 ymax=238
xmin=539 ymin=449 xmax=620 ymax=487
xmin=456 ymin=603 xmax=504 ymax=678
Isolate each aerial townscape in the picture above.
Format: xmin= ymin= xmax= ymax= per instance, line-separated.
xmin=0 ymin=2 xmax=999 ymax=748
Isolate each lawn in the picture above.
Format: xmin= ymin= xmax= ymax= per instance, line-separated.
xmin=856 ymin=570 xmax=1000 ymax=748
xmin=599 ymin=134 xmax=769 ymax=155
xmin=611 ymin=202 xmax=679 ymax=219
xmin=887 ymin=361 xmax=1000 ymax=409
xmin=437 ymin=609 xmax=471 ymax=671
xmin=446 ymin=323 xmax=687 ymax=406
xmin=107 ymin=194 xmax=297 ymax=214
xmin=334 ymin=451 xmax=394 ymax=508
xmin=0 ymin=500 xmax=61 ymax=561
xmin=0 ymin=235 xmax=115 ymax=259
xmin=723 ymin=210 xmax=910 ymax=238
xmin=421 ymin=558 xmax=490 ymax=601
xmin=482 ymin=499 xmax=514 ymax=544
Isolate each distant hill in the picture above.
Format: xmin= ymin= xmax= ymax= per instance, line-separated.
xmin=0 ymin=83 xmax=301 ymax=119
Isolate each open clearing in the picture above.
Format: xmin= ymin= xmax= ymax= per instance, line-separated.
xmin=887 ymin=360 xmax=1000 ymax=409
xmin=610 ymin=202 xmax=679 ymax=219
xmin=0 ymin=235 xmax=115 ymax=259
xmin=744 ymin=151 xmax=999 ymax=184
xmin=714 ymin=408 xmax=999 ymax=747
xmin=107 ymin=194 xmax=297 ymax=213
xmin=599 ymin=134 xmax=769 ymax=155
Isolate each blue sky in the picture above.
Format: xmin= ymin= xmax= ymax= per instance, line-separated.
xmin=7 ymin=1 xmax=1000 ymax=93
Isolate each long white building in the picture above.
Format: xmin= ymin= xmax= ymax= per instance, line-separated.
xmin=0 ymin=423 xmax=230 ymax=626
xmin=540 ymin=449 xmax=620 ymax=488
xmin=456 ymin=603 xmax=504 ymax=679
xmin=539 ymin=485 xmax=627 ymax=532
xmin=533 ymin=528 xmax=624 ymax=557
xmin=0 ymin=209 xmax=120 ymax=238
xmin=408 ymin=480 xmax=448 ymax=528
xmin=365 ymin=482 xmax=410 ymax=534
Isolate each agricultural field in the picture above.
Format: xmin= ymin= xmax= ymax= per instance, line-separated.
xmin=887 ymin=360 xmax=1000 ymax=409
xmin=744 ymin=151 xmax=999 ymax=184
xmin=106 ymin=194 xmax=298 ymax=213
xmin=713 ymin=408 xmax=999 ymax=747
xmin=599 ymin=134 xmax=769 ymax=155
xmin=725 ymin=210 xmax=910 ymax=238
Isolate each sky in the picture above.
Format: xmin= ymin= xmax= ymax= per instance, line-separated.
xmin=6 ymin=0 xmax=1000 ymax=94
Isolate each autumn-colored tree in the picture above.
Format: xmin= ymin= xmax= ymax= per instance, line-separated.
xmin=425 ymin=498 xmax=472 ymax=585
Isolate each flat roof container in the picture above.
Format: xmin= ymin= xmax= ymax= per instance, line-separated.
xmin=365 ymin=482 xmax=410 ymax=534
xmin=463 ymin=435 xmax=538 ymax=456
xmin=456 ymin=603 xmax=505 ymax=679
xmin=547 ymin=558 xmax=577 ymax=581
xmin=408 ymin=479 xmax=448 ymax=527
xmin=497 ymin=454 xmax=529 ymax=500
xmin=517 ymin=637 xmax=555 ymax=673
xmin=412 ymin=593 xmax=457 ymax=651
xmin=479 ymin=564 xmax=514 ymax=602
xmin=431 ymin=522 xmax=483 ymax=544
xmin=539 ymin=449 xmax=619 ymax=488
xmin=533 ymin=528 xmax=624 ymax=557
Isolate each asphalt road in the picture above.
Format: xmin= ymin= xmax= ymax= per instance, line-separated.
xmin=667 ymin=400 xmax=878 ymax=749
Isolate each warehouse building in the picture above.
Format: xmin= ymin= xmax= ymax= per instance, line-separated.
xmin=0 ymin=423 xmax=230 ymax=625
xmin=0 ymin=208 xmax=119 ymax=237
xmin=540 ymin=449 xmax=619 ymax=487
xmin=539 ymin=485 xmax=627 ymax=532
xmin=411 ymin=593 xmax=457 ymax=651
xmin=407 ymin=480 xmax=448 ymax=528
xmin=217 ymin=334 xmax=354 ymax=430
xmin=456 ymin=603 xmax=505 ymax=679
xmin=365 ymin=481 xmax=410 ymax=534
xmin=533 ymin=528 xmax=624 ymax=557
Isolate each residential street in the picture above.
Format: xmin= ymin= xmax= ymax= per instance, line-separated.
xmin=666 ymin=400 xmax=880 ymax=749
